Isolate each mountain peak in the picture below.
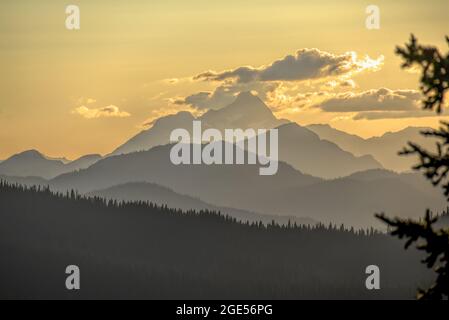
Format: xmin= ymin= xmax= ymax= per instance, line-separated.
xmin=199 ymin=91 xmax=287 ymax=130
xmin=9 ymin=150 xmax=71 ymax=165
xmin=111 ymin=91 xmax=288 ymax=156
xmin=232 ymin=91 xmax=266 ymax=108
xmin=205 ymin=91 xmax=271 ymax=116
xmin=10 ymin=149 xmax=45 ymax=160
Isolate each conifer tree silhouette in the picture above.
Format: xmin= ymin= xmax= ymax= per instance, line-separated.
xmin=376 ymin=35 xmax=449 ymax=300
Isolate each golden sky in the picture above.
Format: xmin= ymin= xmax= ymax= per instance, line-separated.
xmin=0 ymin=0 xmax=448 ymax=159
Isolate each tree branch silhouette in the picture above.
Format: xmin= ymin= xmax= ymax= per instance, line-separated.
xmin=376 ymin=34 xmax=449 ymax=300
xmin=395 ymin=34 xmax=449 ymax=113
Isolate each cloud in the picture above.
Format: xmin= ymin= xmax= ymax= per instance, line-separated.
xmin=266 ymin=85 xmax=314 ymax=111
xmin=194 ymin=49 xmax=383 ymax=84
xmin=172 ymin=92 xmax=212 ymax=108
xmin=174 ymin=48 xmax=382 ymax=111
xmin=318 ymin=88 xmax=421 ymax=113
xmin=72 ymin=105 xmax=131 ymax=119
xmin=313 ymin=88 xmax=448 ymax=120
xmin=339 ymin=79 xmax=357 ymax=88
xmin=353 ymin=111 xmax=440 ymax=120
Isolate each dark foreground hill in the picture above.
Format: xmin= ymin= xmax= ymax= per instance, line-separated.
xmin=0 ymin=182 xmax=432 ymax=299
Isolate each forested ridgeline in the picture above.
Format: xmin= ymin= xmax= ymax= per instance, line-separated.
xmin=0 ymin=181 xmax=433 ymax=299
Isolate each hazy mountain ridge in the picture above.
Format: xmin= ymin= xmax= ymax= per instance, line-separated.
xmin=111 ymin=92 xmax=287 ymax=157
xmin=1 ymin=94 xmax=442 ymax=228
xmin=274 ymin=123 xmax=382 ymax=179
xmin=49 ymin=144 xmax=445 ymax=228
xmin=0 ymin=150 xmax=102 ymax=179
xmin=88 ymin=182 xmax=317 ymax=226
xmin=307 ymin=124 xmax=434 ymax=172
xmin=51 ymin=143 xmax=321 ymax=197
xmin=111 ymin=92 xmax=382 ymax=179
xmin=0 ymin=172 xmax=317 ymax=227
xmin=111 ymin=111 xmax=197 ymax=156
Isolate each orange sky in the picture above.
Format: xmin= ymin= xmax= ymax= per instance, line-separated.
xmin=1 ymin=0 xmax=448 ymax=160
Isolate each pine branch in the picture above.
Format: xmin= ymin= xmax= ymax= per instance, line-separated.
xmin=377 ymin=35 xmax=449 ymax=300
xmin=376 ymin=212 xmax=449 ymax=300
xmin=396 ymin=34 xmax=449 ymax=113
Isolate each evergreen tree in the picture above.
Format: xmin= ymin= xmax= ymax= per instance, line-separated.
xmin=376 ymin=35 xmax=449 ymax=300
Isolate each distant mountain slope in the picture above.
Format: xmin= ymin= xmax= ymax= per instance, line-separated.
xmin=0 ymin=150 xmax=101 ymax=179
xmin=307 ymin=124 xmax=434 ymax=172
xmin=345 ymin=168 xmax=441 ymax=200
xmin=274 ymin=123 xmax=382 ymax=179
xmin=307 ymin=124 xmax=367 ymax=152
xmin=43 ymin=155 xmax=71 ymax=164
xmin=50 ymin=144 xmax=445 ymax=228
xmin=88 ymin=182 xmax=317 ymax=226
xmin=0 ymin=150 xmax=66 ymax=179
xmin=111 ymin=111 xmax=196 ymax=156
xmin=271 ymin=173 xmax=445 ymax=228
xmin=65 ymin=154 xmax=102 ymax=172
xmin=52 ymin=143 xmax=321 ymax=203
